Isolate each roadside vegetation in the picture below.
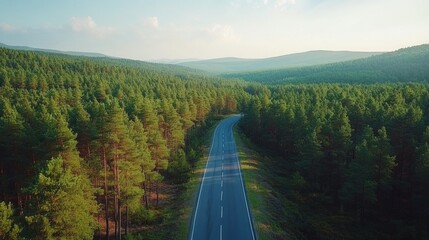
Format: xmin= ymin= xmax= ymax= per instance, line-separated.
xmin=234 ymin=128 xmax=292 ymax=239
xmin=239 ymin=84 xmax=429 ymax=239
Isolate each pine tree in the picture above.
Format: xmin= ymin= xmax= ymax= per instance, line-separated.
xmin=36 ymin=110 xmax=81 ymax=172
xmin=25 ymin=157 xmax=97 ymax=240
xmin=296 ymin=129 xmax=323 ymax=189
xmin=104 ymin=101 xmax=135 ymax=240
xmin=126 ymin=117 xmax=152 ymax=235
xmin=414 ymin=127 xmax=429 ymax=226
xmin=374 ymin=127 xmax=396 ymax=202
xmin=158 ymin=100 xmax=184 ymax=151
xmin=0 ymin=201 xmax=21 ymax=240
xmin=167 ymin=149 xmax=191 ymax=183
xmin=89 ymin=101 xmax=111 ymax=239
xmin=0 ymin=99 xmax=25 ymax=204
xmin=69 ymin=103 xmax=92 ymax=161
xmin=138 ymin=99 xmax=169 ymax=208
xmin=341 ymin=126 xmax=377 ymax=221
xmin=177 ymin=100 xmax=194 ymax=131
xmin=321 ymin=103 xmax=352 ymax=201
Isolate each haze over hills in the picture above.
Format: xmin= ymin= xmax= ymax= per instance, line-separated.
xmin=3 ymin=42 xmax=427 ymax=85
xmin=224 ymin=44 xmax=429 ymax=84
xmin=178 ymin=50 xmax=383 ymax=73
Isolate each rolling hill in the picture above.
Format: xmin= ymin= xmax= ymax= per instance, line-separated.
xmin=178 ymin=50 xmax=382 ymax=73
xmin=224 ymin=44 xmax=429 ymax=84
xmin=0 ymin=43 xmax=212 ymax=78
xmin=0 ymin=42 xmax=108 ymax=58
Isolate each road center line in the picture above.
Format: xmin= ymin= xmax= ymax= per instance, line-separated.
xmin=221 ymin=191 xmax=223 ymax=201
xmin=221 ymin=180 xmax=223 ymax=187
xmin=220 ymin=225 xmax=223 ymax=240
xmin=230 ymin=120 xmax=256 ymax=240
xmin=221 ymin=206 xmax=223 ymax=218
xmin=189 ymin=123 xmax=220 ymax=240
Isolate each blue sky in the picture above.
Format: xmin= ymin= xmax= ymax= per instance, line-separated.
xmin=1 ymin=0 xmax=428 ymax=60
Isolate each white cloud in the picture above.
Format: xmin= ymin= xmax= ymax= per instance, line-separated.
xmin=139 ymin=16 xmax=160 ymax=30
xmin=69 ymin=16 xmax=113 ymax=37
xmin=148 ymin=17 xmax=159 ymax=28
xmin=207 ymin=24 xmax=237 ymax=42
xmin=0 ymin=23 xmax=17 ymax=32
xmin=129 ymin=20 xmax=243 ymax=59
xmin=275 ymin=0 xmax=296 ymax=8
xmin=70 ymin=16 xmax=96 ymax=31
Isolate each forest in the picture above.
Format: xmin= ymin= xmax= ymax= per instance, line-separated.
xmin=1 ymin=45 xmax=429 ymax=240
xmin=0 ymin=48 xmax=246 ymax=239
xmin=225 ymin=44 xmax=429 ymax=85
xmin=239 ymin=84 xmax=429 ymax=239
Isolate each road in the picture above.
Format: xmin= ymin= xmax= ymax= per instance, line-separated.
xmin=189 ymin=115 xmax=255 ymax=240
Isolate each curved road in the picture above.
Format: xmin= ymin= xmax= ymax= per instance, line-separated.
xmin=189 ymin=115 xmax=255 ymax=240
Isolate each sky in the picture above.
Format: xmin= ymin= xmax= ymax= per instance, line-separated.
xmin=0 ymin=0 xmax=428 ymax=60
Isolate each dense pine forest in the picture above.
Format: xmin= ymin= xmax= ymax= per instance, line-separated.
xmin=1 ymin=45 xmax=429 ymax=240
xmin=0 ymin=48 xmax=246 ymax=239
xmin=239 ymin=84 xmax=429 ymax=239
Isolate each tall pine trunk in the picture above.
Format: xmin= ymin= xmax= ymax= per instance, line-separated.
xmin=103 ymin=148 xmax=109 ymax=240
xmin=117 ymin=159 xmax=122 ymax=240
xmin=144 ymin=179 xmax=150 ymax=209
xmin=118 ymin=200 xmax=122 ymax=240
xmin=114 ymin=155 xmax=118 ymax=239
xmin=125 ymin=205 xmax=129 ymax=236
xmin=96 ymin=177 xmax=101 ymax=240
xmin=156 ymin=181 xmax=159 ymax=207
xmin=125 ymin=174 xmax=129 ymax=236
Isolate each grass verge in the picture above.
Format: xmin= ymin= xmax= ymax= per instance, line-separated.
xmin=233 ymin=127 xmax=292 ymax=240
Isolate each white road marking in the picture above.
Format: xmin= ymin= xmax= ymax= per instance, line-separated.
xmin=221 ymin=191 xmax=223 ymax=201
xmin=190 ymin=116 xmax=253 ymax=240
xmin=230 ymin=121 xmax=256 ymax=240
xmin=221 ymin=180 xmax=223 ymax=187
xmin=190 ymin=123 xmax=220 ymax=240
xmin=221 ymin=206 xmax=223 ymax=218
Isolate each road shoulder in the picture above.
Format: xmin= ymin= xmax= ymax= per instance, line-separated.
xmin=233 ymin=127 xmax=292 ymax=240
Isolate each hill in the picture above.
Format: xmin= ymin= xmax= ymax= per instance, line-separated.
xmin=0 ymin=42 xmax=108 ymax=58
xmin=178 ymin=50 xmax=382 ymax=73
xmin=225 ymin=44 xmax=429 ymax=84
xmin=0 ymin=42 xmax=211 ymax=78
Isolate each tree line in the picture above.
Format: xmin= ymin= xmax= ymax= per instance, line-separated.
xmin=240 ymin=84 xmax=429 ymax=239
xmin=0 ymin=48 xmax=246 ymax=239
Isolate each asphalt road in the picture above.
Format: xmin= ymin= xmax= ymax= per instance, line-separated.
xmin=189 ymin=115 xmax=255 ymax=240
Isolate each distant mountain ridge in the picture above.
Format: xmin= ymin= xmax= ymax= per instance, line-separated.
xmin=0 ymin=43 xmax=108 ymax=58
xmin=178 ymin=50 xmax=383 ymax=73
xmin=224 ymin=44 xmax=429 ymax=84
